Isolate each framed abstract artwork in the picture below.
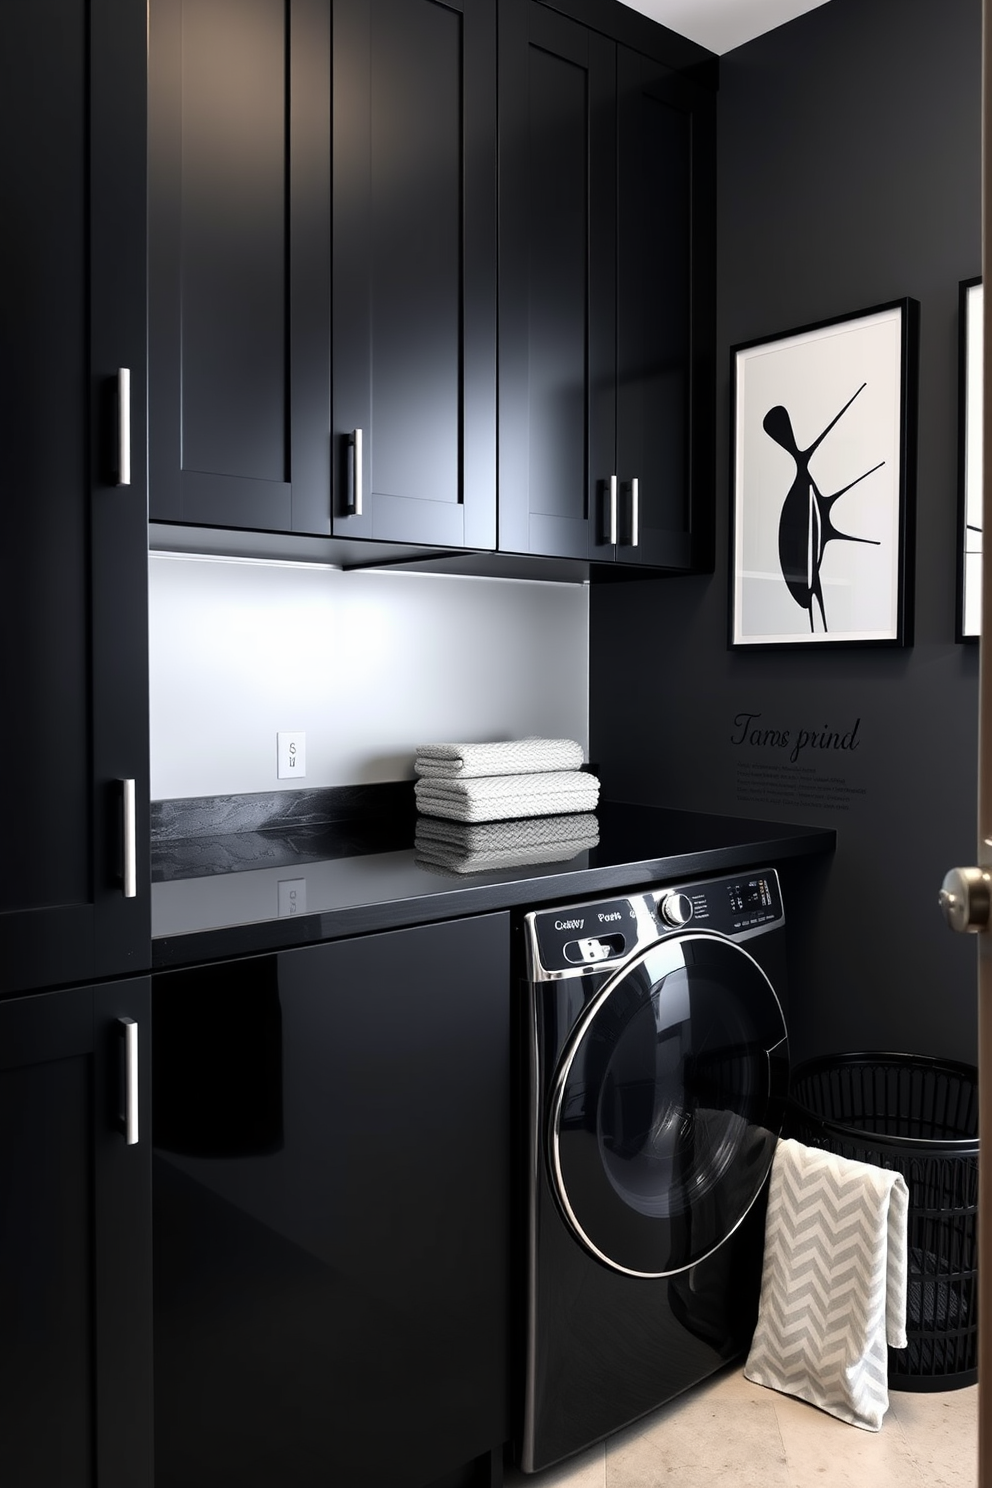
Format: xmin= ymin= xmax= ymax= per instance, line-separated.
xmin=730 ymin=299 xmax=919 ymax=649
xmin=957 ymin=277 xmax=982 ymax=641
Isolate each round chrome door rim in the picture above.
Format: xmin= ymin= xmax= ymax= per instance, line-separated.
xmin=548 ymin=928 xmax=786 ymax=1279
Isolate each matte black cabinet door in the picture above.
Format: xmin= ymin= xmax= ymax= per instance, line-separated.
xmin=332 ymin=0 xmax=497 ymax=549
xmin=498 ymin=1 xmax=715 ymax=571
xmin=0 ymin=0 xmax=150 ymax=995
xmin=0 ymin=980 xmax=153 ymax=1488
xmin=148 ymin=0 xmax=332 ymax=533
xmin=498 ymin=3 xmax=617 ymax=562
xmin=153 ymin=915 xmax=510 ymax=1488
xmin=614 ymin=48 xmax=715 ymax=570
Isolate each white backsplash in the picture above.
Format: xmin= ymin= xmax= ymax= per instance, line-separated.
xmin=149 ymin=552 xmax=590 ymax=799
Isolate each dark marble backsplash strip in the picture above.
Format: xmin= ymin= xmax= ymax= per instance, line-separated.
xmin=151 ymin=817 xmax=416 ymax=882
xmin=151 ymin=782 xmax=415 ymax=841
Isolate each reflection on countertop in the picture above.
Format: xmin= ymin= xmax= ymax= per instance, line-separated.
xmin=150 ymin=786 xmax=836 ymax=970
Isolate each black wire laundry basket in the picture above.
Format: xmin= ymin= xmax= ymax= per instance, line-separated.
xmin=786 ymin=1052 xmax=979 ymax=1392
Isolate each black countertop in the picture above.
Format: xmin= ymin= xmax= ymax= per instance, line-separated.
xmin=151 ymin=801 xmax=835 ymax=970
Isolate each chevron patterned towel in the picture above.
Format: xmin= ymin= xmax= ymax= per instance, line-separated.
xmin=744 ymin=1137 xmax=909 ymax=1432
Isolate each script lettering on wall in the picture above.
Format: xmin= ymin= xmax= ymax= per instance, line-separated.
xmin=730 ymin=710 xmax=868 ymax=813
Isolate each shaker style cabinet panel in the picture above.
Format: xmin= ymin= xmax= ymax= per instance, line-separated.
xmin=615 ymin=48 xmax=715 ymax=569
xmin=0 ymin=0 xmax=150 ymax=995
xmin=498 ymin=0 xmax=715 ymax=571
xmin=148 ymin=0 xmax=332 ymax=534
xmin=0 ymin=980 xmax=153 ymax=1488
xmin=146 ymin=0 xmax=709 ymax=566
xmin=332 ymin=0 xmax=497 ymax=548
xmin=153 ymin=914 xmax=510 ymax=1488
xmin=149 ymin=0 xmax=496 ymax=550
xmin=498 ymin=5 xmax=616 ymax=562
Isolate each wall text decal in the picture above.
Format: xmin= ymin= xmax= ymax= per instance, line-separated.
xmin=730 ymin=711 xmax=862 ymax=766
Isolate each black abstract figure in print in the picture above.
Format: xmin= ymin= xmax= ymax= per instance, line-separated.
xmin=764 ymin=382 xmax=883 ymax=633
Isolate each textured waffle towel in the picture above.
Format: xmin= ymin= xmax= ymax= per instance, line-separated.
xmin=414 ymin=737 xmax=584 ymax=780
xmin=744 ymin=1137 xmax=909 ymax=1432
xmin=414 ymin=812 xmax=599 ymax=873
xmin=414 ymin=770 xmax=600 ymax=823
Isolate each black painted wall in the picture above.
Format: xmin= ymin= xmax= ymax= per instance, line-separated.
xmin=590 ymin=0 xmax=982 ymax=1064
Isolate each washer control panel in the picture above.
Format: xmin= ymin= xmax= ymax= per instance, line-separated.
xmin=526 ymin=869 xmax=784 ymax=980
xmin=531 ymin=897 xmax=640 ymax=975
xmin=652 ymin=870 xmax=783 ymax=938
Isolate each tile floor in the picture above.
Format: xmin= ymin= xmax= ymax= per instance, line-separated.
xmin=504 ymin=1365 xmax=979 ymax=1488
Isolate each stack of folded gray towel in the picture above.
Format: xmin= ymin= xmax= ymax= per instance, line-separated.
xmin=413 ymin=737 xmax=600 ymax=873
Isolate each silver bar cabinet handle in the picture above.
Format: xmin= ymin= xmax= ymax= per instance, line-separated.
xmin=629 ymin=476 xmax=640 ymax=548
xmin=117 ymin=368 xmax=131 ymax=487
xmin=117 ymin=1017 xmax=139 ymax=1146
xmin=349 ymin=427 xmax=363 ymax=516
xmin=607 ymin=474 xmax=618 ymax=546
xmin=121 ymin=777 xmax=136 ymax=899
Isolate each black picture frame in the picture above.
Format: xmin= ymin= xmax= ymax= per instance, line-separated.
xmin=729 ymin=298 xmax=919 ymax=651
xmin=957 ymin=276 xmax=982 ymax=643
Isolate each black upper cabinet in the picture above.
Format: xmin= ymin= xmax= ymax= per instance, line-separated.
xmin=0 ymin=979 xmax=153 ymax=1488
xmin=148 ymin=0 xmax=332 ymax=534
xmin=498 ymin=8 xmax=615 ymax=563
xmin=498 ymin=1 xmax=716 ymax=571
xmin=615 ymin=49 xmax=715 ymax=569
xmin=331 ymin=0 xmax=497 ymax=548
xmin=146 ymin=0 xmax=711 ymax=567
xmin=0 ymin=0 xmax=150 ymax=995
xmin=149 ymin=0 xmax=497 ymax=550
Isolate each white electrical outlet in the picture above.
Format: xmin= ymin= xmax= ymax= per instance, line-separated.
xmin=278 ymin=879 xmax=307 ymax=917
xmin=277 ymin=731 xmax=306 ymax=779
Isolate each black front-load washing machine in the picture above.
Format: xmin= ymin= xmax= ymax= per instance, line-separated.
xmin=520 ymin=867 xmax=790 ymax=1473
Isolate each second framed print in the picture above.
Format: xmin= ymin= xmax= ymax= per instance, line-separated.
xmin=730 ymin=299 xmax=918 ymax=649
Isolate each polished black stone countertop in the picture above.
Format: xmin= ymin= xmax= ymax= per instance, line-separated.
xmin=151 ymin=800 xmax=835 ymax=970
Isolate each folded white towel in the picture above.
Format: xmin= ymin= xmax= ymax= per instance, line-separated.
xmin=414 ymin=812 xmax=599 ymax=873
xmin=414 ymin=770 xmax=600 ymax=823
xmin=744 ymin=1137 xmax=909 ymax=1432
xmin=414 ymin=737 xmax=584 ymax=780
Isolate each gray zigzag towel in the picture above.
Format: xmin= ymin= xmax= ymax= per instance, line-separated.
xmin=414 ymin=737 xmax=584 ymax=779
xmin=744 ymin=1137 xmax=908 ymax=1432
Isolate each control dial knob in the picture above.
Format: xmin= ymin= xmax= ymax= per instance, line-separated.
xmin=659 ymin=891 xmax=693 ymax=928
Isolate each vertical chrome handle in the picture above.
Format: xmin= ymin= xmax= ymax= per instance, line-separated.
xmin=117 ymin=368 xmax=131 ymax=486
xmin=121 ymin=777 xmax=136 ymax=899
xmin=607 ymin=474 xmax=618 ymax=546
xmin=349 ymin=427 xmax=363 ymax=516
xmin=629 ymin=476 xmax=640 ymax=548
xmin=117 ymin=1017 xmax=139 ymax=1146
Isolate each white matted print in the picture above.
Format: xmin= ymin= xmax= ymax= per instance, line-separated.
xmin=959 ymin=278 xmax=982 ymax=641
xmin=731 ymin=300 xmax=917 ymax=649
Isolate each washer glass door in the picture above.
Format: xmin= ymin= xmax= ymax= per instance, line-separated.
xmin=550 ymin=931 xmax=787 ymax=1277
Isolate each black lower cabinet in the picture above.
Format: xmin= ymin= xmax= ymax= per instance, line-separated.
xmin=0 ymin=979 xmax=153 ymax=1488
xmin=153 ymin=914 xmax=511 ymax=1488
